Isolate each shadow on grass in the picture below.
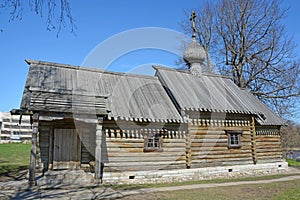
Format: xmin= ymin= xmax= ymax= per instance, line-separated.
xmin=0 ymin=165 xmax=28 ymax=182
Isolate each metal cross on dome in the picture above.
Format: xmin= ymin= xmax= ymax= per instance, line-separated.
xmin=190 ymin=11 xmax=196 ymax=37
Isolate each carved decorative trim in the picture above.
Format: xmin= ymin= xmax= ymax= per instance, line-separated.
xmin=103 ymin=128 xmax=186 ymax=139
xmin=189 ymin=119 xmax=251 ymax=127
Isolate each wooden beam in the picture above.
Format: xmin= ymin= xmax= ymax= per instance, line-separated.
xmin=250 ymin=116 xmax=257 ymax=164
xmin=29 ymin=113 xmax=39 ymax=187
xmin=185 ymin=130 xmax=191 ymax=169
xmin=95 ymin=116 xmax=104 ymax=181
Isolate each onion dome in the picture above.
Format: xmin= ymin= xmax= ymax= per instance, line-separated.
xmin=183 ymin=37 xmax=206 ymax=66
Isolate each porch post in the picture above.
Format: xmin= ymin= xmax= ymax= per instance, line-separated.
xmin=29 ymin=113 xmax=39 ymax=187
xmin=95 ymin=116 xmax=104 ymax=181
xmin=250 ymin=116 xmax=257 ymax=164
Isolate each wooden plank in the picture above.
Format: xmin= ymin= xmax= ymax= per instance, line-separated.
xmin=53 ymin=129 xmax=79 ymax=169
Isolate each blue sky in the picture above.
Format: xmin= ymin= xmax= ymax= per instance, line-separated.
xmin=0 ymin=0 xmax=299 ymax=121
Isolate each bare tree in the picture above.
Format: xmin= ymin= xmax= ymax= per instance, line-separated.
xmin=0 ymin=0 xmax=76 ymax=36
xmin=281 ymin=121 xmax=300 ymax=157
xmin=181 ymin=0 xmax=300 ymax=117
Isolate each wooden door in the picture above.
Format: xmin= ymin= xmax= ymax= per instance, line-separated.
xmin=53 ymin=129 xmax=80 ymax=169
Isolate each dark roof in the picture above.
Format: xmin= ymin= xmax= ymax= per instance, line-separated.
xmin=154 ymin=66 xmax=285 ymax=125
xmin=21 ymin=60 xmax=183 ymax=122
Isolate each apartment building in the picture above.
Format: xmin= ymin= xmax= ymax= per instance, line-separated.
xmin=0 ymin=112 xmax=32 ymax=143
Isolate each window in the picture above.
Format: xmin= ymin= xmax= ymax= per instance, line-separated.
xmin=227 ymin=131 xmax=242 ymax=148
xmin=143 ymin=129 xmax=166 ymax=152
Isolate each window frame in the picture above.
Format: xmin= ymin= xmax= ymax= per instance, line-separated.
xmin=226 ymin=130 xmax=242 ymax=149
xmin=143 ymin=129 xmax=166 ymax=152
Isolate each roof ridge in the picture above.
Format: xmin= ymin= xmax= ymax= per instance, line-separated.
xmin=25 ymin=59 xmax=158 ymax=80
xmin=153 ymin=65 xmax=231 ymax=79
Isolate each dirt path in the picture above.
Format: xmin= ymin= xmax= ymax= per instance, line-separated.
xmin=120 ymin=175 xmax=300 ymax=196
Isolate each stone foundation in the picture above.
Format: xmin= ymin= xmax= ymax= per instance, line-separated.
xmin=101 ymin=162 xmax=288 ymax=184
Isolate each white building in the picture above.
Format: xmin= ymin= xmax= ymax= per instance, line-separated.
xmin=0 ymin=112 xmax=32 ymax=143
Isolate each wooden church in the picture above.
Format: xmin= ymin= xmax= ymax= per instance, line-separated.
xmin=17 ymin=15 xmax=287 ymax=186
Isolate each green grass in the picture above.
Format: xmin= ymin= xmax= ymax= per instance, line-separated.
xmin=287 ymin=158 xmax=300 ymax=167
xmin=0 ymin=143 xmax=31 ymax=174
xmin=121 ymin=179 xmax=300 ymax=200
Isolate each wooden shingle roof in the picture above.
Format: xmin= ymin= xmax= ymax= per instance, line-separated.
xmin=154 ymin=66 xmax=285 ymax=125
xmin=21 ymin=60 xmax=182 ymax=122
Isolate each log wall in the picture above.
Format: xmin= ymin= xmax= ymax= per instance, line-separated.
xmin=187 ymin=115 xmax=254 ymax=168
xmin=255 ymin=126 xmax=283 ymax=163
xmin=189 ymin=127 xmax=253 ymax=168
xmin=38 ymin=125 xmax=51 ymax=171
xmin=36 ymin=115 xmax=284 ymax=174
xmin=102 ymin=120 xmax=186 ymax=172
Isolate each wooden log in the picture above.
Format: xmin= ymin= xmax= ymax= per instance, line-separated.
xmin=256 ymin=152 xmax=283 ymax=156
xmin=192 ymin=153 xmax=252 ymax=159
xmin=191 ymin=149 xmax=252 ymax=156
xmin=104 ymin=160 xmax=186 ymax=167
xmin=105 ymin=138 xmax=144 ymax=143
xmin=256 ymin=145 xmax=282 ymax=150
xmin=191 ymin=157 xmax=253 ymax=163
xmin=255 ymin=137 xmax=281 ymax=142
xmin=191 ymin=160 xmax=252 ymax=168
xmin=107 ymin=151 xmax=185 ymax=157
xmin=186 ymin=129 xmax=191 ymax=168
xmin=256 ymin=155 xmax=283 ymax=160
xmin=103 ymin=163 xmax=186 ymax=172
xmin=29 ymin=113 xmax=39 ymax=187
xmin=107 ymin=155 xmax=186 ymax=162
xmin=95 ymin=117 xmax=103 ymax=180
xmin=191 ymin=134 xmax=228 ymax=139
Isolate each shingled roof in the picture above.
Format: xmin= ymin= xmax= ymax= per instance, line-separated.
xmin=21 ymin=60 xmax=183 ymax=122
xmin=154 ymin=66 xmax=285 ymax=126
xmin=21 ymin=60 xmax=285 ymax=125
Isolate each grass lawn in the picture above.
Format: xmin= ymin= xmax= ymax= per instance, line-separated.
xmin=120 ymin=179 xmax=300 ymax=200
xmin=0 ymin=143 xmax=31 ymax=175
xmin=287 ymin=158 xmax=300 ymax=167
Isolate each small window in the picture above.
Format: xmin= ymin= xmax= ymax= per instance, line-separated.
xmin=227 ymin=131 xmax=242 ymax=148
xmin=143 ymin=129 xmax=166 ymax=152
